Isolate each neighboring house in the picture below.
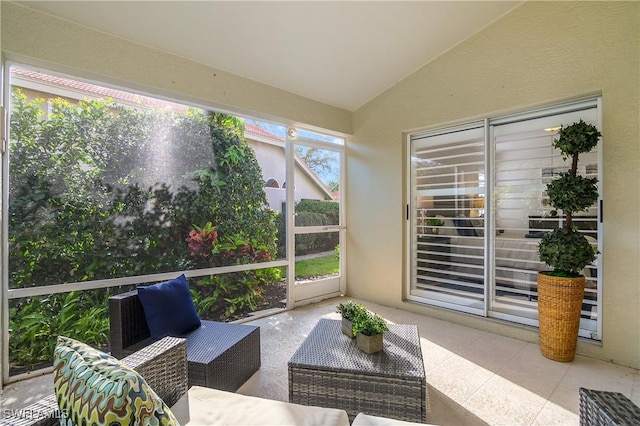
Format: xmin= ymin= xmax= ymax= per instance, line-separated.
xmin=10 ymin=67 xmax=334 ymax=212
xmin=244 ymin=123 xmax=334 ymax=211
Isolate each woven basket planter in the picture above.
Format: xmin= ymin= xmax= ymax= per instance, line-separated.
xmin=537 ymin=272 xmax=585 ymax=362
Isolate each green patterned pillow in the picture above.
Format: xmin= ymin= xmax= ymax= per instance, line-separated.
xmin=53 ymin=336 xmax=178 ymax=426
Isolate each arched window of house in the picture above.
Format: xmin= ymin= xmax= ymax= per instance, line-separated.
xmin=265 ymin=178 xmax=280 ymax=188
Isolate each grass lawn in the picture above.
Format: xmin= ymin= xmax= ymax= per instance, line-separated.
xmin=296 ymin=254 xmax=339 ymax=278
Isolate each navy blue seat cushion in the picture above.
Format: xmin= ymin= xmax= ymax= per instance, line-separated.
xmin=137 ymin=274 xmax=201 ymax=340
xmin=453 ymin=217 xmax=478 ymax=237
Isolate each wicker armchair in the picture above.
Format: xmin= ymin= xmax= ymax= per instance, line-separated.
xmin=0 ymin=336 xmax=187 ymax=426
xmin=109 ymin=289 xmax=261 ymax=391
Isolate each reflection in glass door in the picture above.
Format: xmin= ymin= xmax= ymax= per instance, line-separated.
xmin=408 ymin=124 xmax=487 ymax=315
xmin=491 ymin=104 xmax=600 ymax=338
xmin=286 ymin=128 xmax=345 ymax=304
xmin=407 ymin=98 xmax=602 ymax=340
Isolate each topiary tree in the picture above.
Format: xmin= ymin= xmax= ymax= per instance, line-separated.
xmin=538 ymin=120 xmax=600 ymax=277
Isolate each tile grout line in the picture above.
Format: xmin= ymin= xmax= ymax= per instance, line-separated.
xmin=527 ymin=352 xmax=575 ymax=425
xmin=459 ymin=338 xmax=530 ymax=408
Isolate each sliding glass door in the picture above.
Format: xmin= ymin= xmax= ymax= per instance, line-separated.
xmin=407 ymin=98 xmax=602 ymax=340
xmin=409 ymin=123 xmax=487 ymax=315
xmin=490 ymin=103 xmax=600 ymax=338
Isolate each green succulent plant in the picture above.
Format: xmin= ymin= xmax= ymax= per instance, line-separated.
xmin=352 ymin=309 xmax=389 ymax=337
xmin=336 ymin=300 xmax=366 ymax=322
xmin=538 ymin=120 xmax=600 ymax=277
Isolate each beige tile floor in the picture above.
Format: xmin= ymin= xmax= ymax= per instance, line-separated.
xmin=1 ymin=296 xmax=639 ymax=425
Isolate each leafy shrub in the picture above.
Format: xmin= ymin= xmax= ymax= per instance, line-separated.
xmin=9 ymin=289 xmax=119 ymax=373
xmin=539 ymin=228 xmax=596 ymax=277
xmin=7 ymin=90 xmax=279 ymax=370
xmin=296 ymin=199 xmax=339 ymax=225
xmin=187 ymin=227 xmax=281 ymax=319
xmin=275 ymin=200 xmax=340 ymax=256
xmin=294 ymin=212 xmax=338 ymax=254
xmin=275 ymin=211 xmax=287 ymax=258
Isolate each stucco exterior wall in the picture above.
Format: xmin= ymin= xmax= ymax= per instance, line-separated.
xmin=248 ymin=140 xmax=330 ymax=211
xmin=349 ymin=2 xmax=639 ymax=368
xmin=0 ymin=2 xmax=351 ymax=135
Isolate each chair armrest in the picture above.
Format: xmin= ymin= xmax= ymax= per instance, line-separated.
xmin=109 ymin=289 xmax=151 ymax=358
xmin=0 ymin=337 xmax=187 ymax=426
xmin=122 ymin=336 xmax=188 ymax=407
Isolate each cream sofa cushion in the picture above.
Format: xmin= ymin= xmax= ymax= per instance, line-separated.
xmin=352 ymin=413 xmax=435 ymax=425
xmin=171 ymin=386 xmax=349 ymax=426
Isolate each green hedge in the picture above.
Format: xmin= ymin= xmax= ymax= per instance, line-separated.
xmin=275 ymin=199 xmax=340 ymax=256
xmin=8 ymin=90 xmax=279 ymax=372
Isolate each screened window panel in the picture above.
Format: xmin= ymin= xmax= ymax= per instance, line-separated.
xmin=8 ymin=65 xmax=285 ymax=289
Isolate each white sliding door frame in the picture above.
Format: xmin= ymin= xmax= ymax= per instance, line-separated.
xmin=406 ymin=97 xmax=603 ymax=341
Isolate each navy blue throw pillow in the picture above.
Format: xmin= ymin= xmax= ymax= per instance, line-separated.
xmin=453 ymin=217 xmax=478 ymax=237
xmin=137 ymin=274 xmax=201 ymax=340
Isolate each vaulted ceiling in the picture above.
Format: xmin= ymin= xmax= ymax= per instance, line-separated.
xmin=17 ymin=1 xmax=522 ymax=111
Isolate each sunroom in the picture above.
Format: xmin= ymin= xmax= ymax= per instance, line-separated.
xmin=0 ymin=1 xmax=638 ymax=425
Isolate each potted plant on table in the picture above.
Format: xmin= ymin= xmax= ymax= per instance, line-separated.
xmin=426 ymin=218 xmax=445 ymax=235
xmin=352 ymin=309 xmax=389 ymax=354
xmin=336 ymin=301 xmax=366 ymax=338
xmin=537 ymin=120 xmax=601 ymax=362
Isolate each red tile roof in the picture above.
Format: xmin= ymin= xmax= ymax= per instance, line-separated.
xmin=244 ymin=123 xmax=284 ymax=141
xmin=12 ymin=66 xmax=284 ymax=142
xmin=12 ymin=66 xmax=188 ymax=111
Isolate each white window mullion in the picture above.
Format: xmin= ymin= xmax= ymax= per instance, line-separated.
xmin=483 ymin=118 xmax=492 ymax=317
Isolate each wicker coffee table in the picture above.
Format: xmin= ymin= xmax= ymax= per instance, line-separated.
xmin=288 ymin=318 xmax=427 ymax=423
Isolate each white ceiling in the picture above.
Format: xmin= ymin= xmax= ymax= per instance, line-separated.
xmin=18 ymin=1 xmax=522 ymax=111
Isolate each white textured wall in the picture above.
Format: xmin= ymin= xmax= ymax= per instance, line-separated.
xmin=349 ymin=2 xmax=640 ymax=368
xmin=0 ymin=3 xmax=351 ymax=135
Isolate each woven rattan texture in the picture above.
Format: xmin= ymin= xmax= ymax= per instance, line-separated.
xmin=109 ymin=289 xmax=152 ymax=358
xmin=0 ymin=337 xmax=187 ymax=426
xmin=109 ymin=290 xmax=261 ymax=392
xmin=122 ymin=336 xmax=188 ymax=407
xmin=186 ymin=321 xmax=261 ymax=391
xmin=579 ymin=388 xmax=640 ymax=426
xmin=538 ymin=273 xmax=585 ymax=362
xmin=288 ymin=319 xmax=427 ymax=423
